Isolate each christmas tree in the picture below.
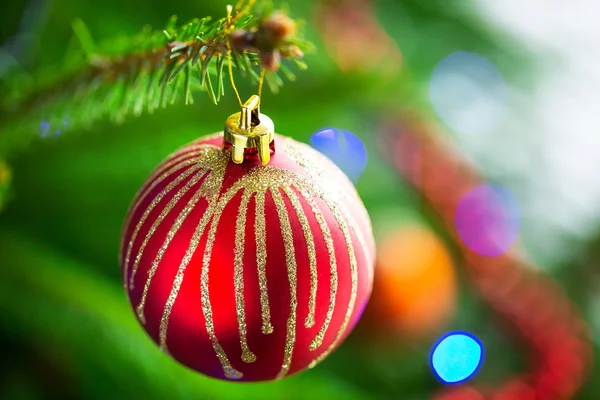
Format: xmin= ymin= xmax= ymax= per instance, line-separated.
xmin=0 ymin=0 xmax=597 ymax=399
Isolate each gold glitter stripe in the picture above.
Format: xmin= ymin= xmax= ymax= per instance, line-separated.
xmin=121 ymin=154 xmax=200 ymax=275
xmin=344 ymin=190 xmax=372 ymax=238
xmin=329 ymin=169 xmax=371 ymax=236
xmin=187 ymin=132 xmax=225 ymax=147
xmin=122 ymin=152 xmax=193 ymax=242
xmin=168 ymin=144 xmax=212 ymax=163
xmin=120 ymin=147 xmax=207 ymax=262
xmin=298 ymin=189 xmax=338 ymax=351
xmin=343 ymin=188 xmax=373 ymax=240
xmin=282 ymin=137 xmax=372 ymax=236
xmin=130 ymin=168 xmax=208 ymax=292
xmin=283 ymin=139 xmax=367 ymax=364
xmin=134 ymin=169 xmax=209 ymax=323
xmin=281 ymin=186 xmax=317 ymax=328
xmin=132 ymin=146 xmax=206 ymax=209
xmin=203 ymin=187 xmax=244 ymax=379
xmin=345 ymin=212 xmax=374 ymax=283
xmin=158 ymin=188 xmax=217 ymax=351
xmin=124 ymin=161 xmax=202 ymax=289
xmin=156 ymin=148 xmax=229 ymax=355
xmin=272 ymin=188 xmax=298 ymax=380
xmin=172 ymin=141 xmax=215 ymax=156
xmin=336 ymin=195 xmax=373 ymax=281
xmin=308 ymin=199 xmax=357 ymax=370
xmin=254 ymin=191 xmax=273 ymax=335
xmin=233 ymin=190 xmax=257 ymax=363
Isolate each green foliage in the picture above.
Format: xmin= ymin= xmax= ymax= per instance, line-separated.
xmin=1 ymin=0 xmax=597 ymax=399
xmin=0 ymin=229 xmax=372 ymax=400
xmin=0 ymin=1 xmax=311 ymax=156
xmin=0 ymin=160 xmax=10 ymax=213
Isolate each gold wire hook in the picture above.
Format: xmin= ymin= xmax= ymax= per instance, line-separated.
xmin=226 ymin=4 xmax=267 ymax=116
xmin=257 ymin=68 xmax=266 ymax=99
xmin=226 ymin=4 xmax=243 ymax=107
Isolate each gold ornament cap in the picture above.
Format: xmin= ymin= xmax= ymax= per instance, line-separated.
xmin=224 ymin=95 xmax=275 ymax=165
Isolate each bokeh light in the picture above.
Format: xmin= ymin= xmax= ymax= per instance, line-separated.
xmin=455 ymin=184 xmax=520 ymax=257
xmin=314 ymin=0 xmax=402 ymax=77
xmin=364 ymin=223 xmax=456 ymax=338
xmin=38 ymin=120 xmax=67 ymax=138
xmin=39 ymin=120 xmax=50 ymax=138
xmin=310 ymin=127 xmax=367 ymax=184
xmin=429 ymin=51 xmax=507 ymax=136
xmin=431 ymin=332 xmax=483 ymax=384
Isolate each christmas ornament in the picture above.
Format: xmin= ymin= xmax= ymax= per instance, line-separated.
xmin=310 ymin=127 xmax=367 ymax=184
xmin=364 ymin=224 xmax=456 ymax=337
xmin=120 ymin=96 xmax=375 ymax=382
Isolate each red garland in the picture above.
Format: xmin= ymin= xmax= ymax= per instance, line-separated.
xmin=379 ymin=115 xmax=593 ymax=400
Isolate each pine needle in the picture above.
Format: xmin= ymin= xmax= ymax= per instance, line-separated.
xmin=71 ymin=19 xmax=97 ymax=61
xmin=0 ymin=2 xmax=312 ymax=156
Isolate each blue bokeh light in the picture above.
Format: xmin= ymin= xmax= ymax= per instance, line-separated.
xmin=455 ymin=184 xmax=520 ymax=257
xmin=430 ymin=332 xmax=483 ymax=384
xmin=39 ymin=120 xmax=50 ymax=138
xmin=429 ymin=51 xmax=507 ymax=136
xmin=310 ymin=127 xmax=367 ymax=184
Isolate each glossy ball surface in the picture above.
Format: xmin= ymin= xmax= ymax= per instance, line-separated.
xmin=120 ymin=133 xmax=374 ymax=381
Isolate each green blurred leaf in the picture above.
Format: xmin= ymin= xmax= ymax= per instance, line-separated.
xmin=0 ymin=229 xmax=372 ymax=400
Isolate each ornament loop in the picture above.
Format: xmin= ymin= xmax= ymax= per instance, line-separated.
xmin=224 ymin=95 xmax=275 ymax=165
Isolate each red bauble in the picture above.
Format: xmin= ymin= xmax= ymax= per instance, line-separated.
xmin=120 ymin=132 xmax=374 ymax=381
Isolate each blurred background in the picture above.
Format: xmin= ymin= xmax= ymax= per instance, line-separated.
xmin=0 ymin=0 xmax=599 ymax=399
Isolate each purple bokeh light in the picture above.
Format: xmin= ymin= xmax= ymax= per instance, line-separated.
xmin=455 ymin=184 xmax=520 ymax=256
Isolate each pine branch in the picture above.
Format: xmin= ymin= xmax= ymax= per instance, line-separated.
xmin=0 ymin=2 xmax=312 ymax=155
